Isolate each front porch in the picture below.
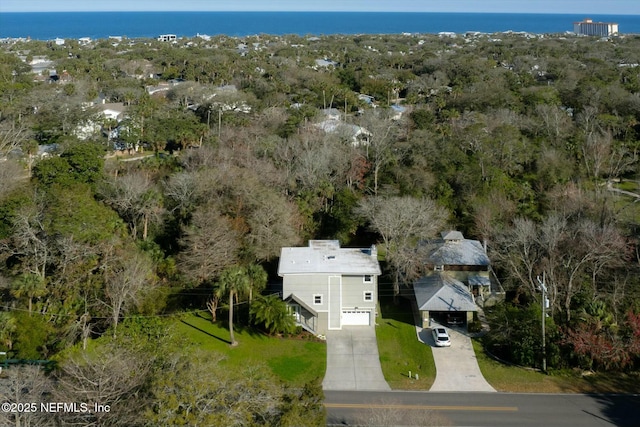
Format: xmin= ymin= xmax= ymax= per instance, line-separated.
xmin=285 ymin=293 xmax=318 ymax=334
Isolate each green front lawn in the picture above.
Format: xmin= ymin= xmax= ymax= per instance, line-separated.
xmin=376 ymin=297 xmax=436 ymax=390
xmin=473 ymin=339 xmax=640 ymax=393
xmin=175 ymin=312 xmax=326 ymax=387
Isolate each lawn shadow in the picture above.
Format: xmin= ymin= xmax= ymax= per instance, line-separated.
xmin=192 ymin=310 xmax=266 ymax=340
xmin=378 ymin=294 xmax=416 ymax=327
xmin=180 ymin=318 xmax=232 ymax=345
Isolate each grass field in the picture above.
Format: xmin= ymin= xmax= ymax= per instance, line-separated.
xmin=169 ymin=308 xmax=640 ymax=393
xmin=473 ymin=340 xmax=640 ymax=393
xmin=376 ymin=297 xmax=436 ymax=390
xmin=175 ymin=312 xmax=326 ymax=387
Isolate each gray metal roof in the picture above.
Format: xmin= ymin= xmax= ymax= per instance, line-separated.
xmin=413 ymin=273 xmax=478 ymax=312
xmin=468 ymin=275 xmax=491 ymax=286
xmin=441 ymin=230 xmax=465 ymax=240
xmin=278 ymin=241 xmax=381 ymax=276
xmin=421 ymin=232 xmax=490 ymax=267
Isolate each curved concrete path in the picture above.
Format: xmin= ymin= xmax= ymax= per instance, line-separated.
xmin=417 ymin=324 xmax=495 ymax=392
xmin=323 ymin=326 xmax=391 ymax=391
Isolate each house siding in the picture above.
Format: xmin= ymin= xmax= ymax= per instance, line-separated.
xmin=341 ymin=275 xmax=377 ymax=311
xmin=283 ymin=274 xmax=330 ymax=312
xmin=282 ymin=273 xmax=377 ymax=334
xmin=317 ymin=312 xmax=329 ymax=335
xmin=328 ymin=276 xmax=342 ymax=330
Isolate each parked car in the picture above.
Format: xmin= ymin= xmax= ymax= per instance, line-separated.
xmin=432 ymin=327 xmax=451 ymax=347
xmin=446 ymin=313 xmax=465 ymax=325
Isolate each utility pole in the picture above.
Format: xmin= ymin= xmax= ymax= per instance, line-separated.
xmin=536 ymin=272 xmax=548 ymax=373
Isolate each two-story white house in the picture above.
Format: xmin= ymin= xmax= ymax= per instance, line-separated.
xmin=278 ymin=240 xmax=381 ymax=335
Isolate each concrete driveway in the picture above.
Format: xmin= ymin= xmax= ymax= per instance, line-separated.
xmin=322 ymin=326 xmax=391 ymax=391
xmin=418 ymin=324 xmax=495 ymax=392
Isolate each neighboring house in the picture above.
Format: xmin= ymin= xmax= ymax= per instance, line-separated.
xmin=314 ymin=119 xmax=371 ymax=146
xmin=74 ymin=101 xmax=128 ymax=140
xmin=94 ymin=102 xmax=128 ymax=122
xmin=278 ymin=240 xmax=381 ymax=335
xmin=37 ymin=144 xmax=60 ymax=158
xmin=358 ymin=94 xmax=375 ymax=105
xmin=321 ymin=108 xmax=342 ymax=120
xmin=414 ymin=231 xmax=493 ymax=328
xmin=314 ymin=58 xmax=339 ymax=69
xmin=390 ymin=104 xmax=407 ymax=120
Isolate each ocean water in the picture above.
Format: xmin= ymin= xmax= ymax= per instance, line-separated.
xmin=1 ymin=12 xmax=639 ymax=40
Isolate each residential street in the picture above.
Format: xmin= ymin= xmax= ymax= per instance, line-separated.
xmin=325 ymin=390 xmax=640 ymax=427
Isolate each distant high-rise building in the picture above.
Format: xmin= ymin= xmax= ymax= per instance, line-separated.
xmin=573 ymin=18 xmax=619 ymax=37
xmin=157 ymin=34 xmax=177 ymax=42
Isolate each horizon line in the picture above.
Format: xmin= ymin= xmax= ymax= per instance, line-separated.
xmin=1 ymin=10 xmax=638 ymax=15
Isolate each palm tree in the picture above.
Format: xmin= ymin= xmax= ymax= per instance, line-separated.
xmin=0 ymin=312 xmax=17 ymax=350
xmin=246 ymin=264 xmax=268 ymax=304
xmin=11 ymin=273 xmax=46 ymax=315
xmin=216 ymin=266 xmax=250 ymax=346
xmin=250 ymin=295 xmax=296 ymax=335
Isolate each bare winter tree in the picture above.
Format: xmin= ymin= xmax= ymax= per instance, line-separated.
xmin=0 ymin=160 xmax=25 ymax=200
xmin=534 ymin=104 xmax=573 ymax=143
xmin=0 ymin=365 xmax=55 ymax=427
xmin=163 ymin=170 xmax=201 ymax=220
xmin=492 ymin=213 xmax=629 ymax=321
xmin=52 ymin=344 xmax=151 ymax=427
xmin=0 ymin=119 xmax=31 ymax=156
xmin=206 ymin=295 xmax=219 ymax=322
xmin=246 ymin=189 xmax=301 ymax=261
xmin=491 ymin=217 xmax=543 ymax=295
xmin=358 ymin=196 xmax=448 ymax=297
xmin=103 ymin=247 xmax=155 ymax=337
xmin=100 ymin=171 xmax=164 ymax=240
xmin=50 ymin=235 xmax=103 ymax=350
xmin=177 ymin=206 xmax=241 ymax=286
xmin=2 ymin=195 xmax=50 ymax=282
xmin=148 ymin=350 xmax=288 ymax=427
xmin=582 ymin=130 xmax=637 ymax=186
xmin=355 ymin=109 xmax=402 ymax=196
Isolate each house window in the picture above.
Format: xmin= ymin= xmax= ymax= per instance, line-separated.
xmin=434 ymin=265 xmax=444 ymax=272
xmin=363 ymin=274 xmax=373 ymax=283
xmin=313 ymin=294 xmax=323 ymax=305
xmin=364 ymin=291 xmax=373 ymax=302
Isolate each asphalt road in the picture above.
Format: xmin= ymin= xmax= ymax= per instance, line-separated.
xmin=325 ymin=390 xmax=640 ymax=426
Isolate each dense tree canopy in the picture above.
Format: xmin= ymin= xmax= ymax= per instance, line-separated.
xmin=0 ymin=29 xmax=639 ymax=423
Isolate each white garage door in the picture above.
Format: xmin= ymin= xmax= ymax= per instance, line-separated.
xmin=342 ymin=310 xmax=370 ymax=326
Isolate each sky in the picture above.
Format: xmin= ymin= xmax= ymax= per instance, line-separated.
xmin=1 ymin=0 xmax=639 ymax=15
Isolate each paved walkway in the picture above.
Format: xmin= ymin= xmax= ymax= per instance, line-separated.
xmin=416 ymin=323 xmax=495 ymax=392
xmin=323 ymin=326 xmax=391 ymax=391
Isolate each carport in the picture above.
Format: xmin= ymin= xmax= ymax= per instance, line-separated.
xmin=414 ymin=273 xmax=477 ymax=329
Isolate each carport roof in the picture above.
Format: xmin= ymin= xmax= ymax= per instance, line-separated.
xmin=414 ymin=273 xmax=478 ymax=312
